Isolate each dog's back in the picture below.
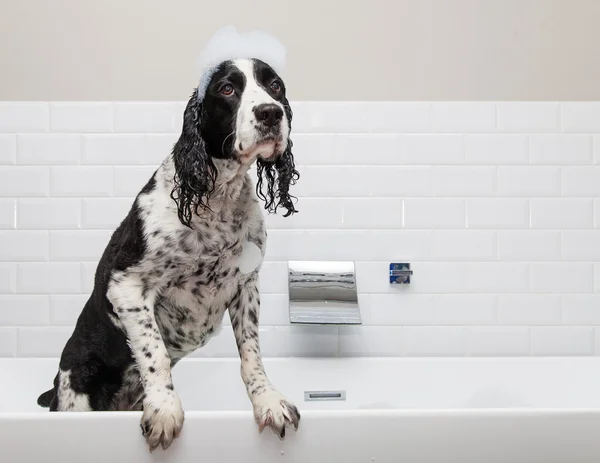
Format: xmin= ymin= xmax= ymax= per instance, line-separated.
xmin=36 ymin=202 xmax=146 ymax=411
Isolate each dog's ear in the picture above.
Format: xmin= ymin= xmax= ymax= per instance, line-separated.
xmin=170 ymin=90 xmax=217 ymax=228
xmin=256 ymin=98 xmax=299 ymax=217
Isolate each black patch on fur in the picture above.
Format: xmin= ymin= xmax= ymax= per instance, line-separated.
xmin=37 ymin=172 xmax=158 ymax=410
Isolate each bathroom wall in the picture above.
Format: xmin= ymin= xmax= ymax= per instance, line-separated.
xmin=1 ymin=0 xmax=600 ymax=101
xmin=0 ymin=101 xmax=599 ymax=358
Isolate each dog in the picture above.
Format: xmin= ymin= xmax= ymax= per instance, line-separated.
xmin=36 ymin=56 xmax=301 ymax=451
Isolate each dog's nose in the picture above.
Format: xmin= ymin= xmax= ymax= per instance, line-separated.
xmin=254 ymin=104 xmax=283 ymax=127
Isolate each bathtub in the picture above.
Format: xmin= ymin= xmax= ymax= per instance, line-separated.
xmin=1 ymin=357 xmax=600 ymax=462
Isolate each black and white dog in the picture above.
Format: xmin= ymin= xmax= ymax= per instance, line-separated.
xmin=37 ymin=57 xmax=300 ymax=451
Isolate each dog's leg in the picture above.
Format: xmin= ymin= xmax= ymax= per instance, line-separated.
xmin=51 ymin=369 xmax=92 ymax=411
xmin=229 ymin=277 xmax=300 ymax=438
xmin=108 ymin=274 xmax=184 ymax=451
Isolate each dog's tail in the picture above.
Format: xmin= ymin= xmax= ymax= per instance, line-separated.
xmin=37 ymin=388 xmax=55 ymax=408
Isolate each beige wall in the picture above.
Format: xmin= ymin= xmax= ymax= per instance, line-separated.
xmin=1 ymin=0 xmax=599 ymax=101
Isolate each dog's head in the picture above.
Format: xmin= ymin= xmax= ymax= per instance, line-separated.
xmin=171 ymin=58 xmax=298 ymax=227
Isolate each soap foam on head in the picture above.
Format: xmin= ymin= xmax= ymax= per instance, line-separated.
xmin=197 ymin=26 xmax=287 ymax=101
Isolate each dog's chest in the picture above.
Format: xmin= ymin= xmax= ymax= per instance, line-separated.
xmin=150 ymin=215 xmax=264 ymax=358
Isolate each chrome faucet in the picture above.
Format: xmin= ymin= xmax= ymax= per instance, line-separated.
xmin=287 ymin=260 xmax=361 ymax=325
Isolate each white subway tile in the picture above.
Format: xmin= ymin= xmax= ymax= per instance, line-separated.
xmin=431 ymin=103 xmax=496 ymax=133
xmin=114 ymin=103 xmax=178 ymax=132
xmin=0 ymin=295 xmax=49 ymax=325
xmin=18 ymin=327 xmax=72 ymax=357
xmin=17 ymin=263 xmax=82 ymax=294
xmin=408 ymin=263 xmax=467 ymax=294
xmin=0 ymin=135 xmax=17 ymax=164
xmin=531 ymin=327 xmax=594 ymax=356
xmin=595 ymin=329 xmax=600 ymax=355
xmin=595 ymin=264 xmax=600 ymax=293
xmin=339 ymin=326 xmax=404 ymax=357
xmin=404 ymin=199 xmax=465 ymax=229
xmin=0 ymin=199 xmax=15 ymax=229
xmin=18 ymin=198 xmax=81 ymax=229
xmin=144 ymin=134 xmax=177 ymax=165
xmin=529 ymin=134 xmax=592 ymax=165
xmin=562 ymin=231 xmax=600 ymax=261
xmin=258 ymin=262 xmax=289 ymax=294
xmin=50 ymin=103 xmax=113 ymax=133
xmin=430 ymin=230 xmax=496 ymax=261
xmin=292 ymin=102 xmax=369 ymax=133
xmin=259 ymin=326 xmax=338 ymax=357
xmin=403 ymin=327 xmax=467 ymax=356
xmin=432 ymin=295 xmax=497 ymax=325
xmin=265 ymin=230 xmax=432 ymax=261
xmin=49 ymin=295 xmax=88 ymax=325
xmin=266 ymin=198 xmax=343 ymax=229
xmin=530 ymin=263 xmax=593 ymax=293
xmin=81 ymin=262 xmax=97 ymax=293
xmin=0 ymin=231 xmax=48 ymax=261
xmin=81 ymin=198 xmax=133 ymax=229
xmin=0 ymin=263 xmax=17 ymax=294
xmin=498 ymin=231 xmax=561 ymax=261
xmin=562 ymin=295 xmax=600 ymax=324
xmin=342 ymin=198 xmax=403 ymax=228
xmin=467 ymin=199 xmax=530 ymax=229
xmin=362 ymin=230 xmax=433 ymax=261
xmin=335 ymin=134 xmax=400 ymax=164
xmin=0 ymin=328 xmax=17 ymax=357
xmin=296 ymin=166 xmax=431 ymax=197
xmin=595 ymin=135 xmax=600 ymax=164
xmin=400 ymin=134 xmax=464 ymax=165
xmin=432 ymin=167 xmax=496 ymax=196
xmin=464 ymin=134 xmax=529 ymax=165
xmin=50 ymin=231 xmax=111 ymax=261
xmin=464 ymin=263 xmax=530 ymax=293
xmin=562 ymin=167 xmax=600 ymax=196
xmin=531 ymin=199 xmax=592 ymax=229
xmin=466 ymin=327 xmax=530 ymax=356
xmin=252 ymin=294 xmax=289 ymax=326
xmin=84 ymin=134 xmax=173 ymax=166
xmin=114 ymin=166 xmax=157 ymax=196
xmin=561 ymin=102 xmax=600 ymax=132
xmin=0 ymin=167 xmax=49 ymax=197
xmin=290 ymin=133 xmax=337 ymax=165
xmin=173 ymin=102 xmax=186 ymax=134
xmin=17 ymin=134 xmax=81 ymax=165
xmin=366 ymin=294 xmax=434 ymax=325
xmin=83 ymin=134 xmax=145 ymax=165
xmin=498 ymin=295 xmax=561 ymax=325
xmin=367 ymin=102 xmax=431 ymax=133
xmin=0 ymin=103 xmax=49 ymax=132
xmin=354 ymin=262 xmax=401 ymax=294
xmin=497 ymin=102 xmax=559 ymax=132
xmin=595 ymin=200 xmax=600 ymax=228
xmin=50 ymin=166 xmax=113 ymax=197
xmin=497 ymin=167 xmax=561 ymax=196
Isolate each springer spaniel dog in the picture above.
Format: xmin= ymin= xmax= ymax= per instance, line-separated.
xmin=36 ymin=55 xmax=300 ymax=451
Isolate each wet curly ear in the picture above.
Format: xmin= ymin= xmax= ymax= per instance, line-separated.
xmin=255 ymin=99 xmax=299 ymax=217
xmin=170 ymin=89 xmax=217 ymax=228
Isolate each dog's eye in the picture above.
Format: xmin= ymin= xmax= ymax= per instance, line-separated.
xmin=270 ymin=81 xmax=282 ymax=92
xmin=220 ymin=84 xmax=234 ymax=96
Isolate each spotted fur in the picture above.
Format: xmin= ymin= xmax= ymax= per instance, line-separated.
xmin=37 ymin=58 xmax=300 ymax=452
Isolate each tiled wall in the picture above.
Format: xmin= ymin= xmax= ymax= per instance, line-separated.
xmin=1 ymin=101 xmax=600 ymax=358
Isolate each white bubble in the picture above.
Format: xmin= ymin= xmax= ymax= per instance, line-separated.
xmin=197 ymin=26 xmax=287 ymax=101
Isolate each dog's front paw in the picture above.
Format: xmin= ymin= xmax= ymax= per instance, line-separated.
xmin=252 ymin=390 xmax=300 ymax=439
xmin=141 ymin=389 xmax=184 ymax=452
